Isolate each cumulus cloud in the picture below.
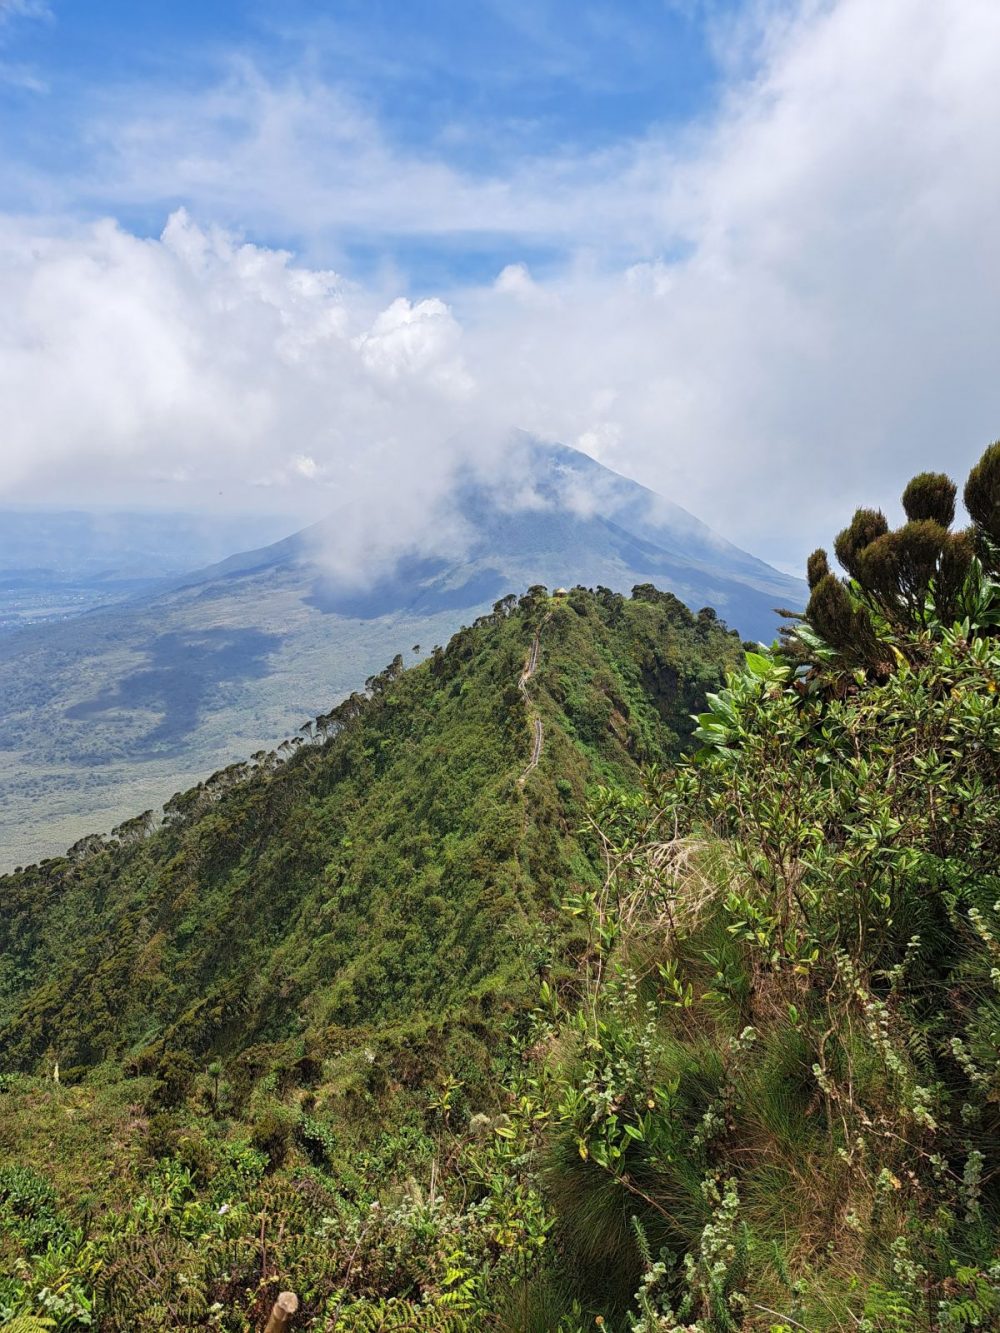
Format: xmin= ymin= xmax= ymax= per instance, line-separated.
xmin=355 ymin=297 xmax=473 ymax=397
xmin=1 ymin=0 xmax=1000 ymax=575
xmin=0 ymin=209 xmax=499 ymax=575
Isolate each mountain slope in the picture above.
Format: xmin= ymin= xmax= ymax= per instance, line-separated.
xmin=166 ymin=439 xmax=798 ymax=634
xmin=0 ymin=508 xmax=295 ymax=634
xmin=0 ymin=584 xmax=740 ymax=1071
xmin=0 ymin=583 xmax=743 ymax=1329
xmin=0 ymin=442 xmax=802 ymax=866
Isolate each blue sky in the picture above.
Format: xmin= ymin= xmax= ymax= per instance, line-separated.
xmin=0 ymin=0 xmax=737 ymax=284
xmin=1 ymin=0 xmax=999 ymax=574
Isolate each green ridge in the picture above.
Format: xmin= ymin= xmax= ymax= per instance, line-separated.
xmin=0 ymin=585 xmax=737 ymax=1083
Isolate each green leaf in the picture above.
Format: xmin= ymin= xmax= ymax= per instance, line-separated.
xmin=744 ymin=651 xmax=772 ymax=678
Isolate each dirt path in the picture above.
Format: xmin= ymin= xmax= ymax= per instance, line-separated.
xmin=518 ymin=613 xmax=551 ymax=786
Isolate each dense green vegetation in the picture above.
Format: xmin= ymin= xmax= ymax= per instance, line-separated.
xmin=8 ymin=431 xmax=1000 ymax=1331
xmin=0 ymin=584 xmax=740 ymax=1329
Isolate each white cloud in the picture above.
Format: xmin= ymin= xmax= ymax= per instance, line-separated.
xmin=468 ymin=0 xmax=1000 ymax=564
xmin=355 ymin=297 xmax=472 ymax=397
xmin=293 ymin=454 xmax=319 ymax=479
xmin=494 ymin=263 xmax=549 ymax=305
xmin=0 ymin=209 xmax=496 ymax=576
xmin=1 ymin=0 xmax=1000 ymax=575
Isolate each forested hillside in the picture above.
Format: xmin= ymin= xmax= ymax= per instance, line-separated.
xmin=0 ymin=584 xmax=736 ymax=1075
xmin=7 ymin=432 xmax=1000 ymax=1333
xmin=0 ymin=583 xmax=740 ymax=1330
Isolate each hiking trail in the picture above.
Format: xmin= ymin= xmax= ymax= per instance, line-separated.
xmin=518 ymin=612 xmax=551 ymax=786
